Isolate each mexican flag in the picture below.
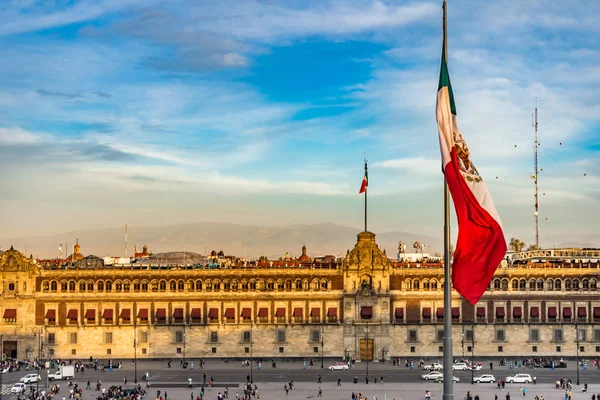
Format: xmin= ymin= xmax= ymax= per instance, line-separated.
xmin=436 ymin=45 xmax=507 ymax=305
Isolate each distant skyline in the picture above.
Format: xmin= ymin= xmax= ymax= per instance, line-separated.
xmin=1 ymin=1 xmax=599 ymax=247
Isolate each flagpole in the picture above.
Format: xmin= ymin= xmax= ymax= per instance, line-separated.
xmin=442 ymin=1 xmax=454 ymax=399
xmin=364 ymin=159 xmax=368 ymax=232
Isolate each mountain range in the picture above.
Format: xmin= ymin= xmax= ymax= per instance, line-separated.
xmin=0 ymin=222 xmax=442 ymax=260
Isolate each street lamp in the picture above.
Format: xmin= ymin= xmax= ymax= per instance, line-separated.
xmin=461 ymin=323 xmax=465 ymax=359
xmin=133 ymin=314 xmax=137 ymax=384
xmin=320 ymin=327 xmax=324 ymax=368
xmin=183 ymin=324 xmax=186 ymax=365
xmin=471 ymin=319 xmax=475 ymax=385
xmin=32 ymin=327 xmax=42 ymax=397
xmin=365 ymin=322 xmax=369 ymax=384
xmin=1 ymin=334 xmax=4 ymax=400
xmin=250 ymin=322 xmax=253 ymax=384
xmin=575 ymin=321 xmax=580 ymax=385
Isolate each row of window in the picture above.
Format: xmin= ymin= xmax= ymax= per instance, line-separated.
xmin=404 ymin=277 xmax=599 ymax=291
xmin=44 ymin=306 xmax=339 ymax=325
xmin=41 ymin=278 xmax=329 ymax=293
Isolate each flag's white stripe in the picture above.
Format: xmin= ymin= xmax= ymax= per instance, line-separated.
xmin=436 ymin=87 xmax=503 ymax=227
xmin=436 ymin=87 xmax=453 ymax=167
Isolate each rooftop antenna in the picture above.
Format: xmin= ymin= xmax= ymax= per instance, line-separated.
xmin=533 ymin=99 xmax=539 ymax=249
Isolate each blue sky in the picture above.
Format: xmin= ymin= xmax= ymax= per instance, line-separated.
xmin=0 ymin=0 xmax=599 ymax=248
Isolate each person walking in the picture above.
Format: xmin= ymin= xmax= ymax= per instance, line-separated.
xmin=318 ymin=374 xmax=321 ymax=383
xmin=337 ymin=377 xmax=341 ymax=386
xmin=317 ymin=387 xmax=322 ymax=397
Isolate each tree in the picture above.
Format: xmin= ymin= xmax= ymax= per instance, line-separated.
xmin=526 ymin=244 xmax=538 ymax=251
xmin=509 ymin=238 xmax=526 ymax=252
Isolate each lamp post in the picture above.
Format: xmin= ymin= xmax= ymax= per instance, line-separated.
xmin=320 ymin=327 xmax=324 ymax=368
xmin=133 ymin=313 xmax=137 ymax=384
xmin=32 ymin=327 xmax=42 ymax=398
xmin=471 ymin=319 xmax=475 ymax=385
xmin=250 ymin=322 xmax=253 ymax=384
xmin=183 ymin=323 xmax=186 ymax=366
xmin=575 ymin=321 xmax=580 ymax=385
xmin=365 ymin=322 xmax=369 ymax=383
xmin=461 ymin=322 xmax=465 ymax=359
xmin=1 ymin=334 xmax=4 ymax=400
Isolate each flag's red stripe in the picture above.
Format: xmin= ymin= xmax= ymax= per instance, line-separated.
xmin=359 ymin=176 xmax=367 ymax=194
xmin=445 ymin=148 xmax=507 ymax=305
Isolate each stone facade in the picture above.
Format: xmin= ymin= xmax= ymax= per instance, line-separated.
xmin=1 ymin=234 xmax=600 ymax=361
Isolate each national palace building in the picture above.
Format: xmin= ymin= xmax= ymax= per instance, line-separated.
xmin=2 ymin=231 xmax=600 ymax=362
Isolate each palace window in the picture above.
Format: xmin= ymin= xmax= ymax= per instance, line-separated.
xmin=124 ymin=282 xmax=130 ymax=291
xmin=69 ymin=333 xmax=78 ymax=344
xmin=311 ymin=330 xmax=321 ymax=343
xmin=195 ymin=281 xmax=202 ymax=291
xmin=242 ymin=331 xmax=251 ymax=343
xmin=47 ymin=333 xmax=55 ymax=344
xmin=431 ymin=281 xmax=438 ymax=290
xmin=536 ymin=280 xmax=544 ymax=290
xmin=529 ymin=329 xmax=540 ymax=342
xmin=178 ymin=281 xmax=184 ymax=291
xmin=214 ymin=282 xmax=220 ymax=291
xmin=97 ymin=281 xmax=104 ymax=291
xmin=79 ymin=282 xmax=86 ymax=292
xmin=412 ymin=280 xmax=420 ymax=290
xmin=249 ymin=281 xmax=256 ymax=290
xmin=241 ymin=281 xmax=248 ymax=290
xmin=553 ymin=329 xmax=564 ymax=342
xmin=69 ymin=281 xmax=76 ymax=291
xmin=224 ymin=281 xmax=230 ymax=291
xmin=151 ymin=282 xmax=158 ymax=292
xmin=423 ymin=281 xmax=430 ymax=290
xmin=408 ymin=330 xmax=418 ymax=343
xmin=105 ymin=332 xmax=113 ymax=344
xmin=61 ymin=282 xmax=68 ymax=291
xmin=231 ymin=281 xmax=238 ymax=291
xmin=174 ymin=331 xmax=183 ymax=343
xmin=295 ymin=281 xmax=302 ymax=290
xmin=593 ymin=329 xmax=600 ymax=342
xmin=495 ymin=329 xmax=505 ymax=342
xmin=554 ymin=279 xmax=562 ymax=290
xmin=106 ymin=281 xmax=112 ymax=291
xmin=591 ymin=280 xmax=597 ymax=290
xmin=43 ymin=281 xmax=50 ymax=292
xmin=159 ymin=281 xmax=166 ymax=291
xmin=276 ymin=329 xmax=286 ymax=343
xmin=3 ymin=309 xmax=16 ymax=324
xmin=210 ymin=332 xmax=218 ymax=343
xmin=115 ymin=282 xmax=122 ymax=292
xmin=573 ymin=279 xmax=580 ymax=290
xmin=582 ymin=279 xmax=589 ymax=290
xmin=519 ymin=279 xmax=526 ymax=291
xmin=267 ymin=281 xmax=274 ymax=291
xmin=565 ymin=280 xmax=572 ymax=291
xmin=141 ymin=282 xmax=148 ymax=291
xmin=140 ymin=331 xmax=148 ymax=343
xmin=578 ymin=329 xmax=586 ymax=341
xmin=51 ymin=281 xmax=57 ymax=291
xmin=170 ymin=281 xmax=176 ymax=291
xmin=87 ymin=282 xmax=94 ymax=291
xmin=501 ymin=280 xmax=508 ymax=291
xmin=277 ymin=281 xmax=284 ymax=291
xmin=134 ymin=282 xmax=140 ymax=292
xmin=529 ymin=280 xmax=535 ymax=290
xmin=436 ymin=329 xmax=444 ymax=342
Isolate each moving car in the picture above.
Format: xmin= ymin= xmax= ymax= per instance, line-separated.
xmin=505 ymin=373 xmax=533 ymax=383
xmin=469 ymin=364 xmax=483 ymax=371
xmin=20 ymin=373 xmax=41 ymax=384
xmin=421 ymin=371 xmax=443 ymax=380
xmin=11 ymin=383 xmax=26 ymax=393
xmin=452 ymin=362 xmax=469 ymax=371
xmin=473 ymin=374 xmax=496 ymax=383
xmin=328 ymin=362 xmax=349 ymax=371
xmin=436 ymin=375 xmax=460 ymax=383
xmin=424 ymin=363 xmax=443 ymax=371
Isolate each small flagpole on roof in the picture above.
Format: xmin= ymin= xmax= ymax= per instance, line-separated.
xmin=442 ymin=1 xmax=454 ymax=399
xmin=364 ymin=155 xmax=368 ymax=232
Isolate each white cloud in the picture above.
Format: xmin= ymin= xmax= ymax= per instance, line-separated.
xmin=0 ymin=126 xmax=43 ymax=144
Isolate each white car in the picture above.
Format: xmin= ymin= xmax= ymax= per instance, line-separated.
xmin=424 ymin=363 xmax=443 ymax=371
xmin=452 ymin=362 xmax=469 ymax=371
xmin=20 ymin=373 xmax=41 ymax=384
xmin=421 ymin=371 xmax=443 ymax=380
xmin=436 ymin=375 xmax=460 ymax=383
xmin=11 ymin=383 xmax=26 ymax=393
xmin=505 ymin=373 xmax=533 ymax=384
xmin=469 ymin=364 xmax=483 ymax=371
xmin=328 ymin=362 xmax=349 ymax=370
xmin=473 ymin=374 xmax=496 ymax=383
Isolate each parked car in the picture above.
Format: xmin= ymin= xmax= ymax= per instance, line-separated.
xmin=20 ymin=374 xmax=41 ymax=384
xmin=452 ymin=362 xmax=469 ymax=371
xmin=424 ymin=363 xmax=443 ymax=371
xmin=436 ymin=375 xmax=460 ymax=383
xmin=473 ymin=374 xmax=496 ymax=383
xmin=505 ymin=373 xmax=533 ymax=383
xmin=469 ymin=364 xmax=483 ymax=371
xmin=11 ymin=383 xmax=26 ymax=393
xmin=421 ymin=371 xmax=443 ymax=380
xmin=328 ymin=362 xmax=349 ymax=371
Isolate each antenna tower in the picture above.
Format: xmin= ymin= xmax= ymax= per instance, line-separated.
xmin=533 ymin=100 xmax=539 ymax=249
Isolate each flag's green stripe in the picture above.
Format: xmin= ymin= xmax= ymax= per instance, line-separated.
xmin=438 ymin=45 xmax=457 ymax=116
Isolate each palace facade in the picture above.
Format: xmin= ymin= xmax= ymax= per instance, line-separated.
xmin=1 ymin=232 xmax=600 ymax=361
